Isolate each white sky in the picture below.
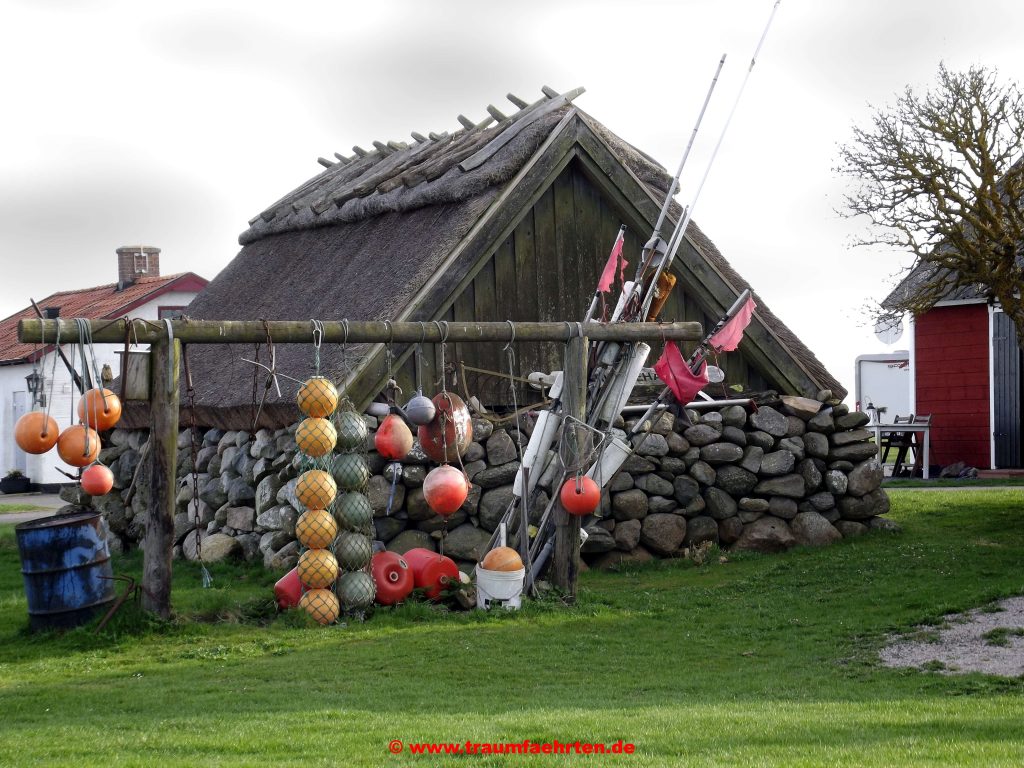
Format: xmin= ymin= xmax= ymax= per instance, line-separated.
xmin=2 ymin=0 xmax=1023 ymax=402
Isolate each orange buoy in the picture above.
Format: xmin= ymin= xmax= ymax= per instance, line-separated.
xmin=295 ymin=417 xmax=337 ymax=457
xmin=417 ymin=392 xmax=473 ymax=463
xmin=296 ymin=469 xmax=337 ymax=509
xmin=480 ymin=546 xmax=523 ymax=572
xmin=374 ymin=413 xmax=414 ymax=461
xmin=299 ymin=588 xmax=340 ymax=625
xmin=80 ymin=464 xmax=114 ymax=496
xmin=14 ymin=411 xmax=59 ymax=455
xmin=422 ymin=464 xmax=469 ymax=517
xmin=371 ymin=551 xmax=414 ymax=606
xmin=297 ymin=548 xmax=339 ymax=589
xmin=77 ymin=388 xmax=122 ymax=431
xmin=57 ymin=425 xmax=101 ymax=468
xmin=296 ymin=508 xmax=338 ymax=549
xmin=297 ymin=376 xmax=339 ymax=418
xmin=403 ymin=548 xmax=460 ymax=601
xmin=559 ymin=476 xmax=600 ymax=517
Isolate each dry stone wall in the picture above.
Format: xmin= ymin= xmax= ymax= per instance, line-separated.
xmin=79 ymin=393 xmax=893 ymax=573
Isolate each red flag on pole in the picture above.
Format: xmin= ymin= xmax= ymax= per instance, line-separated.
xmin=709 ymin=296 xmax=756 ymax=353
xmin=654 ymin=341 xmax=709 ymax=404
xmin=597 ymin=229 xmax=627 ymax=293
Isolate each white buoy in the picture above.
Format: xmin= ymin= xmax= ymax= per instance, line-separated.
xmin=512 ymin=410 xmax=562 ymax=498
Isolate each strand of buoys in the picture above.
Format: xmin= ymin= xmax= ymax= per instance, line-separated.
xmin=331 ymin=403 xmax=376 ymax=614
xmin=294 ymin=377 xmax=341 ymax=625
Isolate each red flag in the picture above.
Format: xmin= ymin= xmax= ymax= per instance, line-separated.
xmin=709 ymin=296 xmax=756 ymax=353
xmin=654 ymin=341 xmax=709 ymax=404
xmin=597 ymin=230 xmax=627 ymax=293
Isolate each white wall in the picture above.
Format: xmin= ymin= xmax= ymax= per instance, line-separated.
xmin=1 ymin=288 xmax=200 ymax=486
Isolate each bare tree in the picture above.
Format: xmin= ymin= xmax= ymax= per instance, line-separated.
xmin=837 ymin=64 xmax=1024 ymax=340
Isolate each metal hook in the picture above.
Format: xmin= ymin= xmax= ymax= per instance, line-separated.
xmin=502 ymin=320 xmax=516 ymax=352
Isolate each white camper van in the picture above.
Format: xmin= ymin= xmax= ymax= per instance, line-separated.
xmin=854 ymin=352 xmax=911 ymax=424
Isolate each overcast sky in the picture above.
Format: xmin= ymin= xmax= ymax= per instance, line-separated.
xmin=2 ymin=0 xmax=1023 ymax=402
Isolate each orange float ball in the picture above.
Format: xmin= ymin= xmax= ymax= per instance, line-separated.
xmin=480 ymin=546 xmax=524 ymax=572
xmin=296 ymin=469 xmax=337 ymax=510
xmin=559 ymin=476 xmax=601 ymax=517
xmin=296 ymin=508 xmax=338 ymax=549
xmin=81 ymin=464 xmax=115 ymax=496
xmin=14 ymin=411 xmax=59 ymax=454
xmin=295 ymin=417 xmax=337 ymax=457
xmin=297 ymin=377 xmax=339 ymax=418
xmin=57 ymin=425 xmax=101 ymax=468
xmin=297 ymin=548 xmax=339 ymax=589
xmin=78 ymin=388 xmax=122 ymax=431
xmin=298 ymin=588 xmax=340 ymax=625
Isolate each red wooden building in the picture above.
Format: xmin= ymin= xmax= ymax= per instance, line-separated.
xmin=887 ymin=278 xmax=1020 ymax=470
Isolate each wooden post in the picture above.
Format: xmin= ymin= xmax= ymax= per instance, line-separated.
xmin=552 ymin=332 xmax=588 ymax=601
xmin=141 ymin=338 xmax=180 ymax=618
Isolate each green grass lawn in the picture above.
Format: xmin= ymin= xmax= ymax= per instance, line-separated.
xmin=0 ymin=503 xmax=46 ymax=514
xmin=0 ymin=490 xmax=1022 ymax=766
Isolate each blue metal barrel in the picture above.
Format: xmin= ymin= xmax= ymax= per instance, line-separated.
xmin=15 ymin=509 xmax=116 ymax=631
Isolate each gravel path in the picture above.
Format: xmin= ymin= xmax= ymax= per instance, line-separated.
xmin=880 ymin=597 xmax=1024 ymax=677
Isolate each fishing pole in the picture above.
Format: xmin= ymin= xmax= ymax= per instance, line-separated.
xmin=639 ymin=0 xmax=781 ymax=321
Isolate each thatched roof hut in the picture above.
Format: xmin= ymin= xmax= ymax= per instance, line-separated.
xmin=175 ymin=87 xmax=844 ymax=430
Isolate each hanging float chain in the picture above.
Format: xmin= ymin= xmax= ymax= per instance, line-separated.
xmin=183 ymin=345 xmax=211 ymax=587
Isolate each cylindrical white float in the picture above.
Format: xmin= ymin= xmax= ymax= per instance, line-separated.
xmin=596 ymin=342 xmax=651 ymax=425
xmin=586 ymin=436 xmax=632 ymax=489
xmin=513 ymin=410 xmax=562 ymax=498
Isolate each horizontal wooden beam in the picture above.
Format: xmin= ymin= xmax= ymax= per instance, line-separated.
xmin=19 ymin=318 xmax=702 ymax=345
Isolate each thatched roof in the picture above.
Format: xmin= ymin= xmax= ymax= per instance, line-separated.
xmin=166 ymin=87 xmax=844 ymax=430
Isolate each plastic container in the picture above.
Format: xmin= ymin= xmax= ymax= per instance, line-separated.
xmin=475 ymin=565 xmax=525 ymax=611
xmin=15 ymin=510 xmax=115 ymax=631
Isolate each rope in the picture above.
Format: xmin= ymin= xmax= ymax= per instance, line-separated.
xmin=182 ymin=344 xmax=212 ymax=588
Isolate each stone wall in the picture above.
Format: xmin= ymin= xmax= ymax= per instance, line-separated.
xmin=84 ymin=392 xmax=892 ymax=574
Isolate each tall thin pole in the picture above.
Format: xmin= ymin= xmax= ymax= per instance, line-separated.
xmin=141 ymin=338 xmax=180 ymax=618
xmin=551 ymin=332 xmax=588 ymax=600
xmin=642 ymin=0 xmax=782 ymax=318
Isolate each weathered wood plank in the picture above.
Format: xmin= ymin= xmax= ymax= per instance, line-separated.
xmin=141 ymin=338 xmax=179 ymax=618
xmin=552 ymin=333 xmax=587 ymax=599
xmin=552 ymin=170 xmax=577 ymax=321
xmin=21 ymin=318 xmax=701 ymax=345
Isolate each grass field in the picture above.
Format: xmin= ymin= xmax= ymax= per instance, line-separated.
xmin=0 ymin=490 xmax=1022 ymax=766
xmin=0 ymin=503 xmax=46 ymax=514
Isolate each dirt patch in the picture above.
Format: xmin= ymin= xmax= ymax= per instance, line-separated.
xmin=880 ymin=596 xmax=1024 ymax=676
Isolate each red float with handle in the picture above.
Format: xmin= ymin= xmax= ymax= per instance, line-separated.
xmin=371 ymin=551 xmax=415 ymax=606
xmin=403 ymin=547 xmax=460 ymax=601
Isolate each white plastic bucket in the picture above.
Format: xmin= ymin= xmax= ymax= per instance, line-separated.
xmin=475 ymin=566 xmax=525 ymax=611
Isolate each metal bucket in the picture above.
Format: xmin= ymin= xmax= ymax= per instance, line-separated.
xmin=15 ymin=509 xmax=116 ymax=631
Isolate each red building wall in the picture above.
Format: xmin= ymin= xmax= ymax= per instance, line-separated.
xmin=914 ymin=304 xmax=990 ymax=468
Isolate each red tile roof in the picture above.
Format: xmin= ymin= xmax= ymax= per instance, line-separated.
xmin=0 ymin=273 xmax=208 ymax=363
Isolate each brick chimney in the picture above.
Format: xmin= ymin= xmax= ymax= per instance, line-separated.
xmin=116 ymin=246 xmax=161 ymax=290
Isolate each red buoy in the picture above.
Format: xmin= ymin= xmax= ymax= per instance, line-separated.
xmin=422 ymin=464 xmax=469 ymax=517
xmin=274 ymin=567 xmax=303 ymax=610
xmin=81 ymin=464 xmax=114 ymax=497
xmin=403 ymin=547 xmax=460 ymax=601
xmin=374 ymin=413 xmax=414 ymax=461
xmin=371 ymin=551 xmax=415 ymax=606
xmin=559 ymin=476 xmax=601 ymax=517
xmin=417 ymin=392 xmax=473 ymax=463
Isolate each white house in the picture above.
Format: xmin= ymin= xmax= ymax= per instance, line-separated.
xmin=0 ymin=246 xmax=207 ymax=488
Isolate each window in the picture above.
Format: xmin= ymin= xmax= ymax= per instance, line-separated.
xmin=158 ymin=306 xmax=186 ymax=320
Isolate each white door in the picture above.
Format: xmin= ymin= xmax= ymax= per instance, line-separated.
xmin=11 ymin=391 xmax=28 ymax=475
